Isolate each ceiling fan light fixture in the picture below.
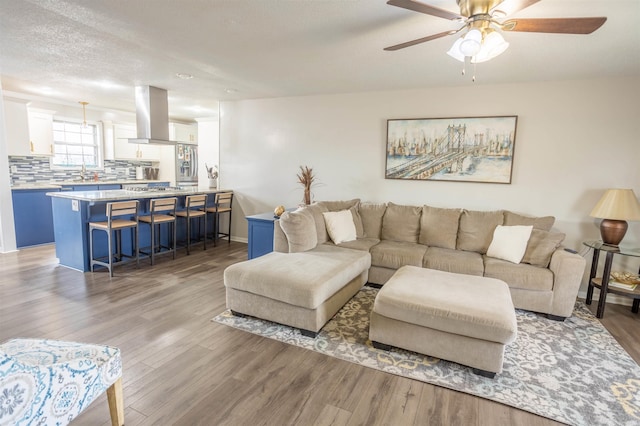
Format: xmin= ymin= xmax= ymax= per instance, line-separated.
xmin=472 ymin=30 xmax=509 ymax=63
xmin=446 ymin=37 xmax=466 ymax=62
xmin=459 ymin=29 xmax=482 ymax=56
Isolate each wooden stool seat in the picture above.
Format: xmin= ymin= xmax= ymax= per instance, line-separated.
xmin=205 ymin=191 xmax=233 ymax=246
xmin=139 ymin=197 xmax=177 ymax=265
xmin=174 ymin=194 xmax=207 ymax=254
xmin=89 ymin=200 xmax=139 ymax=277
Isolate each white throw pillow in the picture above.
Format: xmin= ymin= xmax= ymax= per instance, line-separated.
xmin=486 ymin=225 xmax=533 ymax=264
xmin=323 ymin=210 xmax=357 ymax=244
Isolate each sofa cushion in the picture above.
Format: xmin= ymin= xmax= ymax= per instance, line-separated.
xmin=483 ymin=255 xmax=554 ymax=292
xmin=504 ymin=211 xmax=555 ymax=231
xmin=370 ymin=240 xmax=428 ymax=269
xmin=279 ymin=208 xmax=317 ymax=253
xmin=418 ymin=205 xmax=461 ymax=250
xmin=323 ymin=210 xmax=357 ymax=244
xmin=522 ymin=230 xmax=565 ymax=267
xmin=350 ymin=205 xmax=365 ymax=238
xmin=224 ymin=245 xmax=371 ymax=309
xmin=329 ymin=237 xmax=380 ymax=252
xmin=457 ymin=209 xmax=504 ymax=254
xmin=486 ymin=225 xmax=533 ymax=264
xmin=381 ymin=202 xmax=422 ymax=243
xmin=318 ymin=199 xmax=360 ymax=212
xmin=305 ymin=203 xmax=329 ymax=244
xmin=422 ymin=246 xmax=484 ymax=276
xmin=359 ymin=202 xmax=387 ymax=239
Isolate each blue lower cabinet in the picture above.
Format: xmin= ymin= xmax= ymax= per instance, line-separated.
xmin=246 ymin=212 xmax=279 ymax=259
xmin=12 ymin=188 xmax=60 ymax=248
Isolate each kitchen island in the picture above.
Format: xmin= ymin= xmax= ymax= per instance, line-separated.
xmin=47 ymin=186 xmax=229 ymax=272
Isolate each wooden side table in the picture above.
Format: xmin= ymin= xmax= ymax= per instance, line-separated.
xmin=583 ymin=240 xmax=640 ymax=318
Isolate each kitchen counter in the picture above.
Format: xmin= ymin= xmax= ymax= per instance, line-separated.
xmin=11 ymin=180 xmax=166 ymax=190
xmin=47 ymin=186 xmax=222 ymax=202
xmin=48 ymin=187 xmax=230 ymax=272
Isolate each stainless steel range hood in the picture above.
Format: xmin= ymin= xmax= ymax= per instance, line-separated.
xmin=128 ymin=85 xmax=176 ymax=145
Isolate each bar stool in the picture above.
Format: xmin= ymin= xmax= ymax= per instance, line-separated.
xmin=139 ymin=197 xmax=177 ymax=265
xmin=89 ymin=200 xmax=139 ymax=277
xmin=205 ymin=191 xmax=233 ymax=246
xmin=174 ymin=194 xmax=207 ymax=255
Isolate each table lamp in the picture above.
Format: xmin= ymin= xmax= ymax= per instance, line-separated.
xmin=589 ymin=188 xmax=640 ymax=246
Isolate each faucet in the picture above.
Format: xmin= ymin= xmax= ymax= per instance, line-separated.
xmin=80 ymin=163 xmax=86 ymax=181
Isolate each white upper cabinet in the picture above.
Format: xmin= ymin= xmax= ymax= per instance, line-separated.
xmin=170 ymin=123 xmax=198 ymax=144
xmin=28 ymin=109 xmax=55 ymax=156
xmin=3 ymin=100 xmax=55 ymax=157
xmin=113 ymin=123 xmax=161 ymax=161
xmin=3 ymin=98 xmax=31 ymax=156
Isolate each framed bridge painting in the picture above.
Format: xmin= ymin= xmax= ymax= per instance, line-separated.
xmin=385 ymin=116 xmax=518 ymax=184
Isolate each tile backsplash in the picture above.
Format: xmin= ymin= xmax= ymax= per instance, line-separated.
xmin=9 ymin=156 xmax=153 ymax=185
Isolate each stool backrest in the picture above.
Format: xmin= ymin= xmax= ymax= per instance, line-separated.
xmin=186 ymin=194 xmax=207 ymax=209
xmin=150 ymin=197 xmax=177 ymax=215
xmin=107 ymin=200 xmax=139 ymax=221
xmin=214 ymin=192 xmax=233 ymax=210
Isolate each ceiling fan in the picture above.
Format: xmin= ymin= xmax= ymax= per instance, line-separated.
xmin=385 ymin=0 xmax=607 ymax=64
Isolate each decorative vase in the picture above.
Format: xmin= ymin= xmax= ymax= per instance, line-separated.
xmin=303 ymin=187 xmax=311 ymax=205
xmin=209 ymin=178 xmax=217 ymax=189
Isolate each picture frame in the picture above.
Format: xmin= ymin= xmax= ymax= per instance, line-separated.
xmin=385 ymin=116 xmax=518 ymax=184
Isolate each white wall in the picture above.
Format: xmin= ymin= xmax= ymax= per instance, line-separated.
xmin=0 ymin=84 xmax=18 ymax=253
xmin=220 ymin=77 xmax=640 ymax=283
xmin=196 ymin=116 xmax=220 ymax=187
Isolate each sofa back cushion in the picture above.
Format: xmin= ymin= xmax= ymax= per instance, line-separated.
xmin=279 ymin=208 xmax=317 ymax=252
xmin=419 ymin=205 xmax=461 ymax=249
xmin=381 ymin=202 xmax=422 ymax=243
xmin=457 ymin=209 xmax=504 ymax=254
xmin=358 ymin=203 xmax=387 ymax=239
xmin=522 ymin=230 xmax=565 ymax=267
xmin=504 ymin=211 xmax=555 ymax=231
xmin=305 ymin=203 xmax=330 ymax=244
xmin=318 ymin=199 xmax=360 ymax=212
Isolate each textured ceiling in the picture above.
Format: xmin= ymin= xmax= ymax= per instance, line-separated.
xmin=1 ymin=0 xmax=638 ymax=121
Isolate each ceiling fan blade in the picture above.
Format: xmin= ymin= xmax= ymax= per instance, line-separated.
xmin=384 ymin=30 xmax=457 ymax=51
xmin=491 ymin=0 xmax=540 ymax=17
xmin=502 ymin=17 xmax=607 ymax=34
xmin=387 ymin=0 xmax=463 ymax=21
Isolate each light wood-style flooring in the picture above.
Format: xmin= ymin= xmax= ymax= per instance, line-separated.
xmin=1 ymin=243 xmax=638 ymax=425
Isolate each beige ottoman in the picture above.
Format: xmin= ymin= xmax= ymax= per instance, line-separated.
xmin=224 ymin=245 xmax=371 ymax=337
xmin=370 ymin=266 xmax=517 ymax=378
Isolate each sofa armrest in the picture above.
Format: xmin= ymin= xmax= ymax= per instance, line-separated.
xmin=549 ymin=248 xmax=587 ymax=318
xmin=273 ymin=220 xmax=289 ymax=253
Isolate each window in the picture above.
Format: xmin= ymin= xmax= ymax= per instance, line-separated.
xmin=52 ymin=120 xmax=102 ymax=168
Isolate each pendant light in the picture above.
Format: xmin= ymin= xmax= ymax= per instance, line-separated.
xmin=79 ymin=101 xmax=89 ymax=128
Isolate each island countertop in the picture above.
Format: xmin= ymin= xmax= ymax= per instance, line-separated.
xmin=47 ymin=186 xmax=228 ymax=202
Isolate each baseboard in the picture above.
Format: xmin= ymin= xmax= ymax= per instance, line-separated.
xmin=577 ymin=290 xmax=633 ymax=307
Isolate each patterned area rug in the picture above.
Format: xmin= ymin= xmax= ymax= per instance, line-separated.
xmin=213 ymin=286 xmax=640 ymax=425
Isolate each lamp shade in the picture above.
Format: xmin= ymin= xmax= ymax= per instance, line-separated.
xmin=589 ymin=189 xmax=640 ymax=220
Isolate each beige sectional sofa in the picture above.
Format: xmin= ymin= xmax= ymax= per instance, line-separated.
xmin=273 ymin=199 xmax=586 ymax=321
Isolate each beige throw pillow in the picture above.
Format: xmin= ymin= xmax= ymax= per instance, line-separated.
xmin=522 ymin=229 xmax=566 ymax=267
xmin=381 ymin=202 xmax=422 ymax=243
xmin=419 ymin=205 xmax=461 ymax=249
xmin=323 ymin=210 xmax=357 ymax=244
xmin=457 ymin=209 xmax=504 ymax=254
xmin=503 ymin=211 xmax=555 ymax=231
xmin=279 ymin=208 xmax=317 ymax=252
xmin=486 ymin=225 xmax=533 ymax=264
xmin=350 ymin=205 xmax=365 ymax=238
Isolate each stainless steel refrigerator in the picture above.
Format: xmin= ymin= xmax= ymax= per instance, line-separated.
xmin=176 ymin=143 xmax=198 ymax=187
